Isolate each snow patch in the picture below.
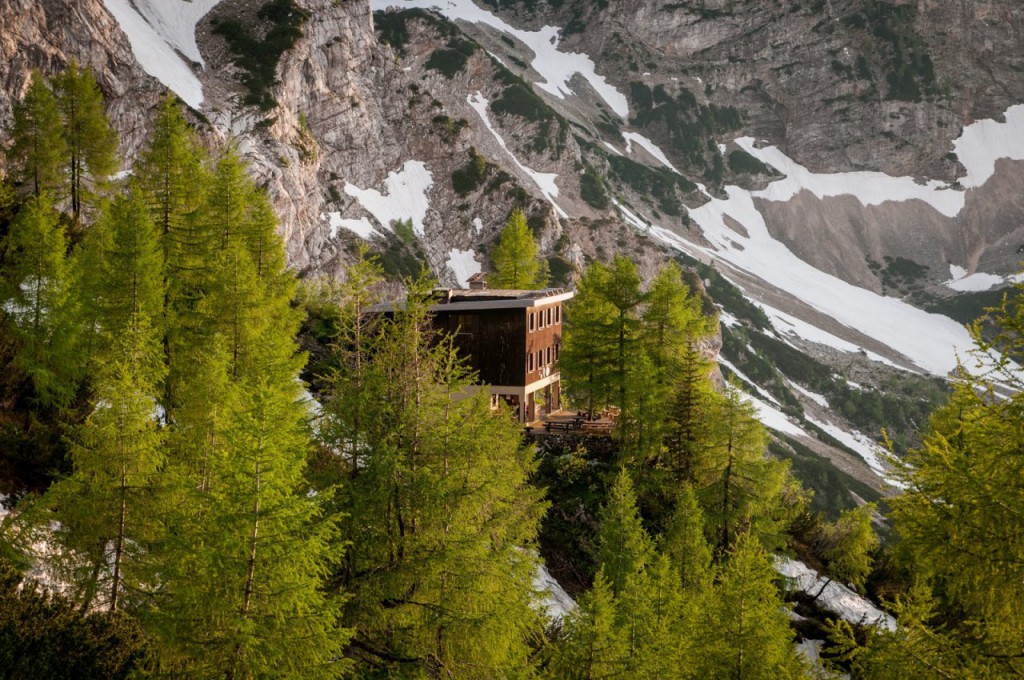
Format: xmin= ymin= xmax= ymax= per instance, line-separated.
xmin=602 ymin=141 xmax=623 ymax=156
xmin=372 ymin=0 xmax=629 ymax=117
xmin=806 ymin=416 xmax=892 ymax=481
xmin=324 ymin=211 xmax=378 ymax=240
xmin=758 ymin=303 xmax=903 ymax=371
xmin=682 ymin=184 xmax=974 ymax=376
xmin=533 ymin=563 xmax=577 ymax=622
xmin=777 ymin=557 xmax=895 ymax=631
xmin=952 ymin=104 xmax=1024 ymax=189
xmin=131 ymin=0 xmax=222 ymax=66
xmin=736 ymin=137 xmax=965 ymax=218
xmin=623 ymin=132 xmax=681 ymax=173
xmin=102 ymin=0 xmax=208 ymax=109
xmin=343 ymin=161 xmax=434 ymax=237
xmin=472 ymin=217 xmax=484 ymax=234
xmin=468 ymin=92 xmax=566 ymax=217
xmin=790 ymin=382 xmax=829 ymax=408
xmin=446 ymin=248 xmax=481 ymax=288
xmin=943 ymin=263 xmax=1021 ymax=293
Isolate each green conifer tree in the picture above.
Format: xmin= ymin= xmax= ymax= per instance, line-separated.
xmin=662 ymin=342 xmax=715 ymax=483
xmin=559 ymin=262 xmax=617 ymax=418
xmin=52 ymin=62 xmax=118 ymax=219
xmin=660 ymin=485 xmax=713 ymax=591
xmin=697 ymin=385 xmax=790 ymax=555
xmin=8 ymin=73 xmax=67 ymax=197
xmin=552 ymin=569 xmax=629 ymax=679
xmin=155 ymin=378 xmax=350 ymax=679
xmin=596 ymin=469 xmax=653 ymax=596
xmin=487 ymin=208 xmax=549 ymax=289
xmin=813 ymin=503 xmax=878 ymax=599
xmin=617 ymin=555 xmax=689 ymax=678
xmin=1 ymin=194 xmax=77 ymax=408
xmin=337 ymin=278 xmax=547 ymax=676
xmin=692 ymin=536 xmax=804 ymax=679
xmin=42 ymin=308 xmax=165 ymax=612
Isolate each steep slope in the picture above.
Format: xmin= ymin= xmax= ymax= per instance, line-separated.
xmin=3 ymin=0 xmax=1024 ymax=502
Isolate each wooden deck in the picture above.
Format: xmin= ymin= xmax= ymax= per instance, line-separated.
xmin=524 ymin=409 xmax=616 ymax=436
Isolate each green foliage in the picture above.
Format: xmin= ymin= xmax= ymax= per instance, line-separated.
xmin=695 ymin=261 xmax=770 ymax=329
xmin=580 ymin=164 xmax=610 ymax=210
xmin=552 ymin=569 xmax=629 ymax=678
xmin=212 ymin=0 xmax=309 ymax=110
xmin=7 ymin=72 xmax=66 ymax=197
xmin=817 ymin=503 xmax=878 ymax=593
xmin=660 ymin=485 xmax=712 ymax=590
xmin=608 ymin=154 xmax=695 ymax=216
xmin=691 ymin=537 xmax=805 ymax=678
xmin=451 ymin=148 xmax=488 ymax=196
xmin=391 ymin=216 xmax=415 ymax=245
xmin=0 ymin=560 xmax=151 ymax=678
xmin=325 ymin=278 xmax=548 ymax=676
xmin=373 ymin=8 xmax=458 ymax=53
xmin=627 ymin=81 xmax=743 ymax=175
xmin=491 ymin=82 xmax=555 ymax=122
xmin=697 ymin=386 xmax=797 ymax=555
xmin=425 ymin=38 xmax=476 ymax=78
xmin=596 ymin=469 xmax=654 ymax=595
xmin=768 ymin=437 xmax=883 ymax=520
xmin=487 ymin=208 xmax=549 ymax=289
xmin=841 ymin=1 xmax=936 ymax=101
xmin=52 ymin=62 xmax=119 ymax=219
xmin=727 ymin=148 xmax=776 ymax=175
xmin=1 ymin=194 xmax=78 ymax=408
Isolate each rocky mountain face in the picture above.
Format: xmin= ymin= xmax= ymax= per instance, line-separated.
xmin=3 ymin=0 xmax=1024 ymax=501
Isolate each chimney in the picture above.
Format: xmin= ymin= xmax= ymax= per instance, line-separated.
xmin=467 ymin=272 xmax=487 ymax=290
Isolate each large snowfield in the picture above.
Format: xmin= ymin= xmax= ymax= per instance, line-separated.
xmin=102 ymin=0 xmax=221 ymax=109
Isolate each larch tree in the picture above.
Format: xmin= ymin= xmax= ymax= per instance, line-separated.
xmin=660 ymin=484 xmax=713 ymax=592
xmin=616 ymin=555 xmax=689 ymax=678
xmin=487 ymin=208 xmax=549 ymax=289
xmin=321 ymin=246 xmax=385 ymax=478
xmin=336 ymin=278 xmax=548 ymax=677
xmin=52 ymin=62 xmax=118 ymax=219
xmin=8 ymin=72 xmax=67 ymax=197
xmin=1 ymin=194 xmax=78 ymax=409
xmin=559 ymin=261 xmax=618 ymax=418
xmin=596 ymin=468 xmax=653 ymax=596
xmin=154 ymin=377 xmax=349 ymax=680
xmin=661 ymin=342 xmax=715 ymax=484
xmin=551 ymin=569 xmax=629 ymax=680
xmin=41 ymin=190 xmax=167 ymax=612
xmin=813 ymin=503 xmax=878 ymax=598
xmin=692 ymin=536 xmax=805 ymax=680
xmin=696 ymin=385 xmax=790 ymax=556
xmin=880 ymin=288 xmax=1024 ymax=673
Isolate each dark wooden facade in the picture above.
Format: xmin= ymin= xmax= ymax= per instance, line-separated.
xmin=419 ymin=289 xmax=571 ymax=421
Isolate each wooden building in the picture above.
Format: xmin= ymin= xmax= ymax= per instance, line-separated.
xmin=380 ymin=283 xmax=573 ymax=422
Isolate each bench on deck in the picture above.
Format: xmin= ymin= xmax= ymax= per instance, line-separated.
xmin=544 ymin=420 xmax=576 ymax=433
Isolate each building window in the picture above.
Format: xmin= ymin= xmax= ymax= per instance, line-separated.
xmin=546 ymin=347 xmax=552 ymax=365
xmin=528 ymin=353 xmax=534 ymax=372
xmin=538 ymin=350 xmax=543 ymax=368
xmin=555 ymin=306 xmax=561 ymax=324
xmin=547 ymin=308 xmax=552 ymax=325
xmin=530 ymin=312 xmax=535 ymax=332
xmin=554 ymin=343 xmax=560 ymax=360
xmin=538 ymin=310 xmax=544 ymax=329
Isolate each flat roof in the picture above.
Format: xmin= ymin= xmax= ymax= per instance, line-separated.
xmin=372 ymin=288 xmax=574 ymax=313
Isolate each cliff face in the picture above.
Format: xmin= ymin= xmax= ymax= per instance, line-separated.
xmin=0 ymin=0 xmax=163 ymax=159
xmin=529 ymin=0 xmax=1024 ymax=178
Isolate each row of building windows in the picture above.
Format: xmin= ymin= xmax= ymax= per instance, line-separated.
xmin=528 ymin=305 xmax=561 ymax=332
xmin=527 ymin=343 xmax=560 ymax=373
